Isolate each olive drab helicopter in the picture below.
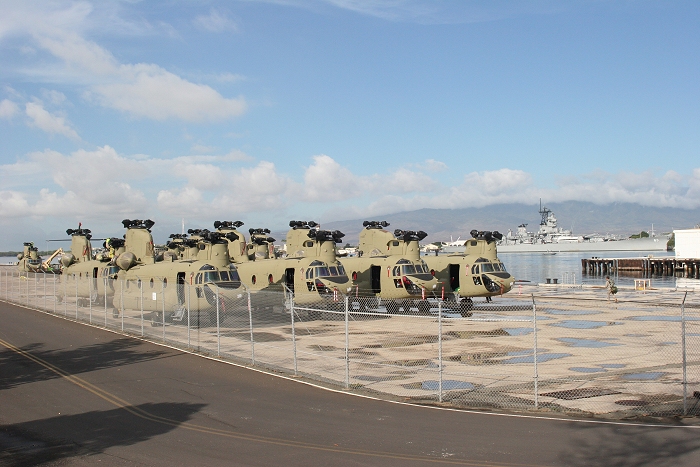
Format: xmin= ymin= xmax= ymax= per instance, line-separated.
xmin=110 ymin=219 xmax=243 ymax=325
xmin=16 ymin=242 xmax=43 ymax=273
xmin=215 ymin=220 xmax=353 ymax=307
xmin=424 ymin=229 xmax=514 ymax=316
xmin=56 ymin=225 xmax=121 ymax=306
xmin=340 ymin=221 xmax=439 ymax=314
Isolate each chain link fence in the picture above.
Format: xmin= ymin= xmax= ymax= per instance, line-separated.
xmin=2 ymin=266 xmax=699 ymax=419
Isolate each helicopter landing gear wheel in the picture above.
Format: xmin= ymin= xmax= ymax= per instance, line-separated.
xmin=150 ymin=311 xmax=163 ymax=326
xmin=418 ymin=300 xmax=431 ymax=315
xmin=385 ymin=301 xmax=399 ymax=314
xmin=459 ymin=298 xmax=473 ymax=318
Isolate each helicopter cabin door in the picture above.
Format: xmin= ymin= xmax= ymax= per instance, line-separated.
xmin=92 ymin=267 xmax=99 ymax=295
xmin=449 ymin=264 xmax=460 ymax=291
xmin=370 ymin=265 xmax=381 ymax=294
xmin=177 ymin=272 xmax=185 ymax=305
xmin=285 ymin=268 xmax=295 ymax=293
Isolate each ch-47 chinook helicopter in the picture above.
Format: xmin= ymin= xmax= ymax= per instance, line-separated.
xmin=110 ymin=219 xmax=243 ymax=325
xmin=16 ymin=242 xmax=43 ymax=273
xmin=340 ymin=221 xmax=439 ymax=314
xmin=56 ymin=225 xmax=124 ymax=306
xmin=214 ymin=220 xmax=353 ymax=308
xmin=424 ymin=229 xmax=515 ymax=316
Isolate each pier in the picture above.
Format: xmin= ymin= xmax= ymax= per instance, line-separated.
xmin=582 ymin=256 xmax=700 ymax=278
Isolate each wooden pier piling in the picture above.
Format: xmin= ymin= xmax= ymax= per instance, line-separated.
xmin=582 ymin=257 xmax=700 ymax=279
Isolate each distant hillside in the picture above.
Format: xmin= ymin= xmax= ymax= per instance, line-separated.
xmin=320 ymin=202 xmax=700 ymax=244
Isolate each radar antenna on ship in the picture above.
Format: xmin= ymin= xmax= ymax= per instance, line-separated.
xmin=539 ymin=198 xmax=552 ymax=227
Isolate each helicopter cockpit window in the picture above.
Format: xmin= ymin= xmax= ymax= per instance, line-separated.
xmin=391 ymin=241 xmax=399 ymax=247
xmin=195 ymin=273 xmax=203 ymax=284
xmin=481 ymin=263 xmax=494 ymax=273
xmin=306 ymin=268 xmax=313 ymax=279
xmin=314 ymin=266 xmax=330 ymax=277
xmin=396 ymin=259 xmax=411 ymax=265
xmin=401 ymin=265 xmax=417 ymax=275
xmin=392 ymin=266 xmax=400 ymax=276
xmin=337 ymin=265 xmax=346 ymax=275
xmin=475 ymin=257 xmax=488 ymax=263
xmin=471 ymin=264 xmax=479 ymax=275
xmin=314 ymin=265 xmax=346 ymax=277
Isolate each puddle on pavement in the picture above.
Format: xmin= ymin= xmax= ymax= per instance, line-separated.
xmin=549 ymin=320 xmax=613 ymax=329
xmin=557 ymin=338 xmax=620 ymax=348
xmin=421 ymin=380 xmax=475 ymax=391
xmin=621 ymin=372 xmax=666 ymax=381
xmin=600 ymin=363 xmax=626 ymax=369
xmin=502 ymin=353 xmax=571 ymax=364
xmin=624 ymin=334 xmax=650 ymax=338
xmin=503 ymin=327 xmax=534 ymax=336
xmin=542 ymin=388 xmax=620 ymax=400
xmin=569 ymin=367 xmax=607 ymax=373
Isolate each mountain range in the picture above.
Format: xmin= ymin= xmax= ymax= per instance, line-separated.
xmin=314 ymin=202 xmax=700 ymax=245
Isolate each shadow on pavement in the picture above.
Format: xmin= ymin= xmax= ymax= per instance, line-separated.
xmin=0 ymin=402 xmax=206 ymax=467
xmin=0 ymin=338 xmax=170 ymax=391
xmin=561 ymin=424 xmax=700 ymax=467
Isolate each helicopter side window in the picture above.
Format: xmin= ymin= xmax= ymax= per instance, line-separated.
xmin=471 ymin=264 xmax=480 ymax=275
xmin=328 ymin=266 xmax=338 ymax=276
xmin=392 ymin=266 xmax=400 ymax=276
xmin=203 ymin=271 xmax=219 ymax=283
xmin=315 ymin=266 xmax=330 ymax=277
xmin=195 ymin=273 xmax=203 ymax=285
xmin=304 ymin=241 xmax=314 ymax=248
xmin=228 ymin=266 xmax=241 ymax=281
xmin=220 ymin=271 xmax=230 ymax=281
xmin=306 ymin=268 xmax=313 ymax=279
xmin=337 ymin=265 xmax=346 ymax=275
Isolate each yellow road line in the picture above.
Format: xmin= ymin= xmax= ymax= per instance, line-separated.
xmin=0 ymin=336 xmax=541 ymax=466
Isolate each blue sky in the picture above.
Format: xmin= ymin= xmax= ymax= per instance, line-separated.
xmin=1 ymin=0 xmax=699 ymax=248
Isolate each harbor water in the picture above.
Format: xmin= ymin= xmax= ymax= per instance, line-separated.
xmin=497 ymin=250 xmax=692 ymax=288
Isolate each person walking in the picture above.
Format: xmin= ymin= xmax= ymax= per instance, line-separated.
xmin=605 ymin=275 xmax=618 ymax=302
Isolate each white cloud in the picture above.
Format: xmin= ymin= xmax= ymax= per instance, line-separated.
xmin=0 ymin=191 xmax=31 ymax=217
xmin=193 ymin=9 xmax=239 ymax=33
xmin=303 ymin=154 xmax=364 ymax=202
xmin=423 ymin=159 xmax=448 ymax=172
xmin=1 ymin=4 xmax=247 ymax=122
xmin=89 ymin=63 xmax=247 ymax=121
xmin=25 ymin=101 xmax=80 ymax=139
xmin=0 ymin=99 xmax=19 ymax=119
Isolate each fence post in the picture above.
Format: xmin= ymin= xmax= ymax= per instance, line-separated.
xmin=187 ymin=282 xmax=191 ymax=349
xmin=104 ymin=277 xmax=107 ymax=327
xmin=88 ymin=276 xmax=92 ymax=324
xmin=64 ymin=275 xmax=67 ymax=317
xmin=53 ymin=273 xmax=56 ymax=314
xmin=682 ymin=291 xmax=688 ymax=416
xmin=290 ymin=292 xmax=297 ymax=376
xmin=75 ymin=276 xmax=78 ymax=319
xmin=345 ymin=295 xmax=350 ymax=390
xmin=248 ymin=289 xmax=255 ymax=365
xmin=43 ymin=271 xmax=47 ymax=310
xmin=140 ymin=279 xmax=144 ymax=337
xmin=532 ymin=294 xmax=539 ymax=409
xmin=438 ymin=300 xmax=443 ymax=403
xmin=162 ymin=280 xmax=166 ymax=342
xmin=216 ymin=284 xmax=221 ymax=357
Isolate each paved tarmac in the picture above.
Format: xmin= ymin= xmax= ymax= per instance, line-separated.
xmin=2 ymin=301 xmax=700 ymax=467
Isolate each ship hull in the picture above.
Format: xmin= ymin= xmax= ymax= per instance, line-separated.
xmin=496 ymin=237 xmax=668 ymax=253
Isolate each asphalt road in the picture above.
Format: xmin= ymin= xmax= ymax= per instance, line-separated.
xmin=2 ymin=301 xmax=700 ymax=467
